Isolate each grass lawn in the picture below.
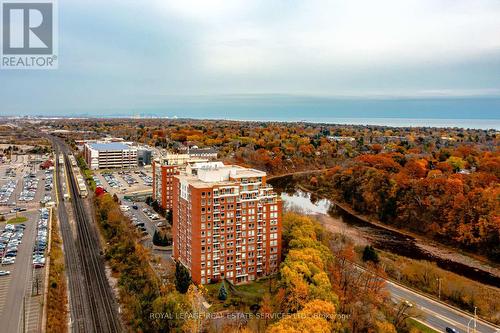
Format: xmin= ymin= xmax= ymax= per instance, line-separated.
xmin=234 ymin=276 xmax=274 ymax=295
xmin=407 ymin=318 xmax=439 ymax=333
xmin=7 ymin=216 xmax=28 ymax=224
xmin=204 ymin=277 xmax=277 ymax=312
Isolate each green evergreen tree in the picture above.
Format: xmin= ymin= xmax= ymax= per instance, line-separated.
xmin=152 ymin=230 xmax=172 ymax=246
xmin=175 ymin=262 xmax=191 ymax=294
xmin=218 ymin=282 xmax=227 ymax=301
xmin=152 ymin=230 xmax=162 ymax=246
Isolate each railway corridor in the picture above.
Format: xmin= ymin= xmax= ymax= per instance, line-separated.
xmin=53 ymin=138 xmax=123 ymax=333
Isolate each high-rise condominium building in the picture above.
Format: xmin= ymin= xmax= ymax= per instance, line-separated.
xmin=172 ymin=162 xmax=282 ymax=285
xmin=152 ymin=153 xmax=208 ymax=211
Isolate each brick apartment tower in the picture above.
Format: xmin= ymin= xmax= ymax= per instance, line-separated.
xmin=152 ymin=162 xmax=179 ymax=211
xmin=172 ymin=162 xmax=282 ymax=285
xmin=152 ymin=154 xmax=210 ymax=211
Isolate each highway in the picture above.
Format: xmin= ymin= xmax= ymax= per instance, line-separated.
xmin=387 ymin=280 xmax=500 ymax=333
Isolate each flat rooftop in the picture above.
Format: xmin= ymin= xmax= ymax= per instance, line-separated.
xmin=176 ymin=174 xmax=237 ymax=189
xmin=193 ymin=162 xmax=265 ymax=177
xmin=88 ymin=142 xmax=133 ymax=151
xmin=178 ymin=163 xmax=266 ymax=188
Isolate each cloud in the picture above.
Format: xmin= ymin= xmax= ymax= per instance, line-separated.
xmin=187 ymin=0 xmax=500 ymax=72
xmin=1 ymin=0 xmax=500 ymax=115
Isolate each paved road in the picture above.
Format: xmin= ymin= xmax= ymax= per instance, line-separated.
xmin=0 ymin=211 xmax=38 ymax=333
xmin=346 ymin=260 xmax=500 ymax=333
xmin=387 ymin=280 xmax=500 ymax=333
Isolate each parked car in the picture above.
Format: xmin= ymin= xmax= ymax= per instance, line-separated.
xmin=1 ymin=258 xmax=15 ymax=265
xmin=0 ymin=271 xmax=10 ymax=276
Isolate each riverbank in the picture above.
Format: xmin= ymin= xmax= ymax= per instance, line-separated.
xmin=302 ymin=183 xmax=500 ymax=281
xmin=315 ymin=210 xmax=500 ymax=283
xmin=270 ymin=175 xmax=500 ymax=287
xmin=281 ymin=188 xmax=500 ymax=324
xmin=312 ymin=208 xmax=500 ymax=325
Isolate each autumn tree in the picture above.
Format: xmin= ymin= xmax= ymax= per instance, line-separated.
xmin=267 ymin=300 xmax=339 ymax=333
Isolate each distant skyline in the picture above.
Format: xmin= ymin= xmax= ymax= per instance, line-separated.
xmin=1 ymin=0 xmax=500 ymax=117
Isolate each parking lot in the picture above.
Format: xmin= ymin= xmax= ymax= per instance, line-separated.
xmin=0 ymin=210 xmax=46 ymax=332
xmin=0 ymin=221 xmax=27 ymax=268
xmin=120 ymin=200 xmax=164 ymax=238
xmin=1 ymin=162 xmax=53 ymax=217
xmin=88 ymin=168 xmax=163 ymax=250
xmin=91 ymin=167 xmax=171 ymax=260
xmin=0 ymin=155 xmax=53 ymax=332
xmin=93 ymin=168 xmax=153 ymax=196
xmin=0 ymin=158 xmax=26 ymax=207
xmin=119 ymin=199 xmax=171 ymax=261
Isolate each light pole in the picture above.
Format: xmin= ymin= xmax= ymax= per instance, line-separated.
xmin=436 ymin=277 xmax=442 ymax=300
xmin=467 ymin=307 xmax=478 ymax=333
xmin=474 ymin=306 xmax=477 ymax=333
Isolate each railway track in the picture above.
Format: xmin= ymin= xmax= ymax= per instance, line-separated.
xmin=53 ymin=138 xmax=123 ymax=332
xmin=54 ymin=143 xmax=90 ymax=332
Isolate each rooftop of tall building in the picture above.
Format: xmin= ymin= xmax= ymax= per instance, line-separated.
xmin=87 ymin=142 xmax=134 ymax=151
xmin=177 ymin=162 xmax=266 ymax=188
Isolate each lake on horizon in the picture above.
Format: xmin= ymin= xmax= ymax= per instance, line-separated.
xmin=227 ymin=117 xmax=500 ymax=130
xmin=97 ymin=96 xmax=500 ymax=130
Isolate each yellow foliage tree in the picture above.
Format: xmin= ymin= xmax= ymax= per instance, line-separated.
xmin=267 ymin=300 xmax=339 ymax=333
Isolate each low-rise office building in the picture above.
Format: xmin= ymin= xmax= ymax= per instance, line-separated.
xmin=83 ymin=142 xmax=137 ymax=170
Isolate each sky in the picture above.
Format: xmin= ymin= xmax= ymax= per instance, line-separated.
xmin=1 ymin=0 xmax=500 ymax=119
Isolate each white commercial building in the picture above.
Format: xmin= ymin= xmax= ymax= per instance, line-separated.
xmin=83 ymin=142 xmax=137 ymax=170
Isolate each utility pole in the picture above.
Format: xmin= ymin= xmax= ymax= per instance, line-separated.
xmin=474 ymin=306 xmax=477 ymax=333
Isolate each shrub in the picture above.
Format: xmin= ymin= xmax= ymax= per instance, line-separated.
xmin=362 ymin=245 xmax=380 ymax=263
xmin=152 ymin=230 xmax=172 ymax=247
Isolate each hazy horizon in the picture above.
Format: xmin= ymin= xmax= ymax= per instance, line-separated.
xmin=3 ymin=95 xmax=499 ymax=130
xmin=3 ymin=96 xmax=500 ymax=130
